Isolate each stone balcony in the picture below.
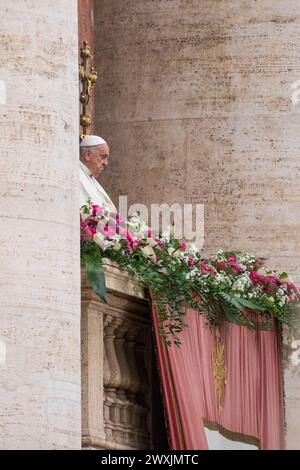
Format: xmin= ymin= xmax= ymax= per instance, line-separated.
xmin=81 ymin=261 xmax=168 ymax=450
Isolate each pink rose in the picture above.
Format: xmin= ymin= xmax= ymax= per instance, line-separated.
xmin=92 ymin=204 xmax=104 ymax=216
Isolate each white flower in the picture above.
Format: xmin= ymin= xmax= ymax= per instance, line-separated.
xmin=112 ymin=241 xmax=122 ymax=251
xmin=186 ymin=243 xmax=199 ymax=255
xmin=146 ymin=237 xmax=158 ymax=247
xmin=232 ymin=273 xmax=251 ymax=292
xmin=236 ymin=252 xmax=255 ymax=266
xmin=127 ymin=213 xmax=148 ymax=236
xmin=167 ymin=247 xmax=181 ymax=258
xmin=186 ymin=269 xmax=199 ymax=280
xmin=211 ymin=249 xmax=226 ymax=262
xmin=140 ymin=245 xmax=157 ymax=263
xmin=81 ymin=212 xmax=90 ymax=222
xmin=93 ymin=232 xmax=106 ymax=250
xmin=158 ymin=267 xmax=168 ymax=275
xmin=161 ymin=231 xmax=171 ymax=243
xmin=213 ymin=273 xmax=231 ymax=287
xmin=101 ymin=215 xmax=111 ymax=225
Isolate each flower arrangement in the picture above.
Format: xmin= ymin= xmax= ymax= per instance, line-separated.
xmin=81 ymin=199 xmax=299 ymax=346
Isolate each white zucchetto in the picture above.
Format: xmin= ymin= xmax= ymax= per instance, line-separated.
xmin=80 ymin=135 xmax=107 ymax=147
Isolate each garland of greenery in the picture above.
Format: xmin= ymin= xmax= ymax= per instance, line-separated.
xmin=81 ymin=200 xmax=299 ymax=347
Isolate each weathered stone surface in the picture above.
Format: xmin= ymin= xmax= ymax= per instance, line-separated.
xmin=94 ymin=0 xmax=300 ymax=449
xmin=78 ymin=0 xmax=94 ymax=56
xmin=0 ymin=0 xmax=80 ymax=449
xmin=81 ymin=265 xmax=167 ymax=450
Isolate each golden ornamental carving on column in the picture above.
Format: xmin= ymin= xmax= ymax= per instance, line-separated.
xmin=79 ymin=41 xmax=98 ymax=140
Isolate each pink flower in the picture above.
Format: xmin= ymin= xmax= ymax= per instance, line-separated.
xmin=108 ymin=212 xmax=122 ymax=227
xmin=125 ymin=230 xmax=133 ymax=242
xmin=250 ymin=272 xmax=258 ymax=282
xmin=181 ymin=243 xmax=187 ymax=251
xmin=130 ymin=239 xmax=139 ymax=251
xmin=226 ymin=257 xmax=243 ymax=274
xmin=230 ymin=263 xmax=243 ymax=275
xmin=266 ymin=275 xmax=281 ymax=287
xmin=118 ymin=229 xmax=139 ymax=250
xmin=81 ymin=225 xmax=95 ymax=241
xmin=287 ymin=282 xmax=299 ymax=296
xmin=92 ymin=204 xmax=104 ymax=216
xmin=103 ymin=226 xmax=116 ymax=240
xmin=88 ymin=217 xmax=98 ymax=225
xmin=216 ymin=261 xmax=227 ymax=271
xmin=198 ymin=261 xmax=215 ymax=276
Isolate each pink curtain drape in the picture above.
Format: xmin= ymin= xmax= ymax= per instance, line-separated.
xmin=152 ymin=306 xmax=284 ymax=450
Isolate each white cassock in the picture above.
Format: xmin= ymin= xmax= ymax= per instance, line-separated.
xmin=79 ymin=161 xmax=117 ymax=213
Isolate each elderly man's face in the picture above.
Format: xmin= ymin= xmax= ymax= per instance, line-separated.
xmin=83 ymin=143 xmax=109 ymax=178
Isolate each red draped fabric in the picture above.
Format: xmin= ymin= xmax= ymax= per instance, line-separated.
xmin=152 ymin=306 xmax=284 ymax=450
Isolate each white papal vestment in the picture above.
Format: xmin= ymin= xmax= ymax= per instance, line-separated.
xmin=79 ymin=161 xmax=117 ymax=213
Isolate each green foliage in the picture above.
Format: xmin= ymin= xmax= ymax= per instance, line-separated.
xmin=81 ymin=243 xmax=107 ymax=303
xmin=80 ymin=202 xmax=299 ymax=347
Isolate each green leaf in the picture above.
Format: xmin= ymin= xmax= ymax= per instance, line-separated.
xmin=219 ymin=292 xmax=243 ymax=311
xmin=279 ymin=272 xmax=289 ymax=283
xmin=87 ymin=265 xmax=107 ymax=303
xmin=222 ymin=303 xmax=242 ymax=325
xmin=82 ymin=254 xmax=107 ymax=303
xmin=234 ymin=297 xmax=266 ymax=312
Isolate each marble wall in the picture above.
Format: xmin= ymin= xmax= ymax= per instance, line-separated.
xmin=94 ymin=0 xmax=300 ymax=449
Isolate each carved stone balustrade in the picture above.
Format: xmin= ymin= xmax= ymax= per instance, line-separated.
xmin=81 ymin=260 xmax=167 ymax=450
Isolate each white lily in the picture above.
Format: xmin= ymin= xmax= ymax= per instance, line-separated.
xmin=93 ymin=232 xmax=106 ymax=250
xmin=140 ymin=245 xmax=157 ymax=263
xmin=146 ymin=237 xmax=158 ymax=248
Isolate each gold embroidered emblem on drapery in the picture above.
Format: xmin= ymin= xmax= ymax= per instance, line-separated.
xmin=213 ymin=328 xmax=227 ymax=413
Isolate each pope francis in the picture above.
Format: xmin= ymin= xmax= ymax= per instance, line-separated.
xmin=79 ymin=135 xmax=117 ymax=213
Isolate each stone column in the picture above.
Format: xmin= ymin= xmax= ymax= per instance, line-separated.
xmin=94 ymin=0 xmax=300 ymax=449
xmin=0 ymin=1 xmax=80 ymax=449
